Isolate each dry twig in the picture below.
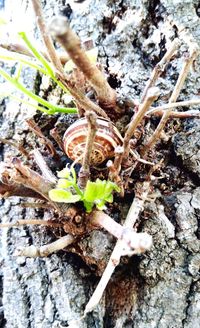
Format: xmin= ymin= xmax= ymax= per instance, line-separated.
xmin=118 ymin=87 xmax=160 ymax=168
xmin=0 ymin=219 xmax=62 ymax=229
xmin=141 ymin=38 xmax=180 ymax=101
xmin=49 ymin=16 xmax=116 ymax=111
xmin=26 ymin=118 xmax=59 ymax=157
xmin=147 ymin=99 xmax=200 ymax=118
xmin=14 ymin=234 xmax=74 ymax=257
xmin=78 ymin=111 xmax=98 ymax=189
xmin=0 ymin=137 xmax=29 ymax=158
xmin=31 ymin=0 xmax=64 ymax=72
xmin=0 ymin=41 xmax=70 ymax=65
xmin=142 ymin=43 xmax=199 ymax=155
xmin=84 ymin=180 xmax=152 ymax=316
xmin=32 ymin=148 xmax=57 ymax=184
xmin=31 ymin=0 xmax=108 ymax=118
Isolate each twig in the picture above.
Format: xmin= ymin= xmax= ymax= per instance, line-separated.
xmin=141 ymin=38 xmax=180 ymax=102
xmin=31 ymin=149 xmax=57 ymax=184
xmin=50 ymin=127 xmax=65 ymax=152
xmin=84 ymin=180 xmax=152 ymax=316
xmin=10 ymin=158 xmax=67 ymax=214
xmin=91 ymin=210 xmax=152 ymax=252
xmin=147 ymin=99 xmax=200 ymax=117
xmin=121 ymin=87 xmax=160 ymax=164
xmin=49 ymin=16 xmax=116 ymax=111
xmin=20 ymin=202 xmax=51 ymax=209
xmin=57 ymin=76 xmax=109 ymax=118
xmin=142 ymin=43 xmax=199 ymax=155
xmin=0 ymin=137 xmax=29 ymax=158
xmin=107 ymin=160 xmax=124 ymax=196
xmin=26 ymin=118 xmax=59 ymax=157
xmin=14 ymin=234 xmax=74 ymax=257
xmin=0 ymin=219 xmax=62 ymax=229
xmin=113 ymin=146 xmax=124 ymax=172
xmin=78 ymin=111 xmax=97 ymax=189
xmin=0 ymin=41 xmax=70 ymax=65
xmin=0 ymin=181 xmax=44 ymax=199
xmin=31 ymin=1 xmax=109 ymax=118
xmin=31 ymin=0 xmax=64 ymax=72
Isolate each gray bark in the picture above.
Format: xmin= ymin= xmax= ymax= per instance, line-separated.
xmin=0 ymin=1 xmax=200 ymax=327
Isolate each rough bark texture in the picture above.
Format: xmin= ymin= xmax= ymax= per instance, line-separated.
xmin=0 ymin=1 xmax=200 ymax=328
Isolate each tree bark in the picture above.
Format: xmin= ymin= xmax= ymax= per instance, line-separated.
xmin=0 ymin=1 xmax=200 ymax=327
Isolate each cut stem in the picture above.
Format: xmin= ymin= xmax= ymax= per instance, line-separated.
xmin=84 ymin=181 xmax=152 ymax=316
xmin=49 ymin=16 xmax=116 ymax=110
xmin=14 ymin=234 xmax=74 ymax=257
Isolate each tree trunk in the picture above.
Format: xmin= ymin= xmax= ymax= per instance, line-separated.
xmin=0 ymin=1 xmax=200 ymax=327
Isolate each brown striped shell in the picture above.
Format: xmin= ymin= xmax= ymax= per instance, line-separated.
xmin=63 ymin=118 xmax=122 ymax=165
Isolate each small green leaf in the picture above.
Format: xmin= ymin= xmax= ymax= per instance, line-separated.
xmin=83 ymin=200 xmax=94 ymax=213
xmin=84 ymin=180 xmax=105 ymax=202
xmin=49 ymin=189 xmax=81 ymax=203
xmin=57 ymin=179 xmax=74 ymax=189
xmin=104 ymin=180 xmax=120 ymax=195
xmin=57 ymin=167 xmax=72 ymax=179
xmin=104 ymin=194 xmax=113 ymax=203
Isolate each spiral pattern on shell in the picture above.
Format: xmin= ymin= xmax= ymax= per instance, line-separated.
xmin=63 ymin=118 xmax=122 ymax=165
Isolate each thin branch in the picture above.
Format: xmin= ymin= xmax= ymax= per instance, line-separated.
xmin=26 ymin=118 xmax=59 ymax=157
xmin=147 ymin=99 xmax=200 ymax=117
xmin=0 ymin=219 xmax=62 ymax=229
xmin=0 ymin=137 xmax=29 ymax=157
xmin=57 ymin=75 xmax=109 ymax=118
xmin=50 ymin=127 xmax=65 ymax=152
xmin=107 ymin=159 xmax=124 ymax=196
xmin=121 ymin=87 xmax=160 ymax=164
xmin=84 ymin=180 xmax=152 ymax=316
xmin=78 ymin=111 xmax=97 ymax=189
xmin=10 ymin=158 xmax=67 ymax=214
xmin=31 ymin=0 xmax=64 ymax=72
xmin=32 ymin=149 xmax=57 ymax=184
xmin=49 ymin=16 xmax=116 ymax=110
xmin=14 ymin=234 xmax=74 ymax=257
xmin=20 ymin=202 xmax=51 ymax=209
xmin=142 ymin=43 xmax=199 ymax=155
xmin=141 ymin=38 xmax=180 ymax=102
xmin=0 ymin=41 xmax=69 ymax=65
xmin=30 ymin=1 xmax=109 ymax=118
xmin=91 ymin=210 xmax=152 ymax=252
xmin=0 ymin=181 xmax=44 ymax=199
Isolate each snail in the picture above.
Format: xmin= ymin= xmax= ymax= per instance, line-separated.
xmin=63 ymin=117 xmax=122 ymax=165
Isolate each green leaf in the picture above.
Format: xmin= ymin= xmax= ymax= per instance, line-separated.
xmin=104 ymin=180 xmax=120 ymax=195
xmin=49 ymin=189 xmax=81 ymax=203
xmin=83 ymin=200 xmax=94 ymax=213
xmin=57 ymin=179 xmax=74 ymax=189
xmin=104 ymin=194 xmax=113 ymax=203
xmin=84 ymin=180 xmax=105 ymax=202
xmin=57 ymin=167 xmax=72 ymax=179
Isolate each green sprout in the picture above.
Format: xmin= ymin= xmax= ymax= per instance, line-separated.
xmin=49 ymin=166 xmax=120 ymax=212
xmin=0 ymin=32 xmax=77 ymax=115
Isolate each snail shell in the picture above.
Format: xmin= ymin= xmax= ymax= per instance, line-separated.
xmin=63 ymin=117 xmax=122 ymax=165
